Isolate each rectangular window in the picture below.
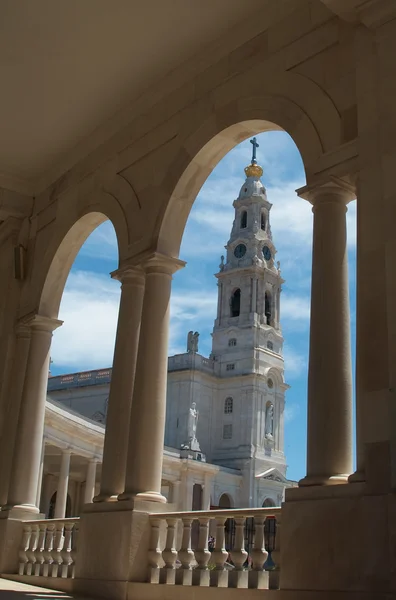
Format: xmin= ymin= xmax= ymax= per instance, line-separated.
xmin=223 ymin=424 xmax=233 ymax=439
xmin=226 ymin=363 xmax=235 ymax=371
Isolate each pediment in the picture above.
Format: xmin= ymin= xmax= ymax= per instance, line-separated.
xmin=255 ymin=467 xmax=288 ymax=484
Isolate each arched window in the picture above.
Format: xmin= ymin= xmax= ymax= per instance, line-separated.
xmin=224 ymin=397 xmax=233 ymax=414
xmin=228 ymin=338 xmax=237 ymax=347
xmin=262 ymin=497 xmax=276 ymax=508
xmin=219 ymin=493 xmax=232 ymax=508
xmin=48 ymin=491 xmax=72 ymax=519
xmin=261 ymin=212 xmax=266 ymax=230
xmin=267 ymin=341 xmax=274 ymax=351
xmin=240 ymin=210 xmax=247 ymax=229
xmin=230 ymin=289 xmax=241 ymax=317
xmin=265 ymin=292 xmax=272 ymax=325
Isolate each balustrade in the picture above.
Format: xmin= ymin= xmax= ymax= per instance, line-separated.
xmin=148 ymin=507 xmax=280 ymax=590
xmin=18 ymin=519 xmax=79 ymax=579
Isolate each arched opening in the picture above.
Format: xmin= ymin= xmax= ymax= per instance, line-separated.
xmin=218 ymin=493 xmax=232 ymax=508
xmin=240 ymin=210 xmax=247 ymax=229
xmin=265 ymin=292 xmax=272 ymax=325
xmin=48 ymin=491 xmax=72 ymax=519
xmin=263 ymin=497 xmax=276 ymax=508
xmin=261 ymin=212 xmax=266 ymax=230
xmin=230 ymin=289 xmax=241 ymax=317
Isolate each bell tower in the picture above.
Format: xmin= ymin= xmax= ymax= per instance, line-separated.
xmin=212 ymin=138 xmax=284 ymax=371
xmin=210 ymin=139 xmax=288 ymax=486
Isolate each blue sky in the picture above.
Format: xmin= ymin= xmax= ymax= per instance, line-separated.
xmin=50 ymin=131 xmax=357 ymax=482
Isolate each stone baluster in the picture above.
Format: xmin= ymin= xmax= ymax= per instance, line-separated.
xmin=249 ymin=515 xmax=269 ymax=589
xmin=148 ymin=518 xmax=162 ymax=584
xmin=210 ymin=516 xmax=228 ymax=587
xmin=51 ymin=521 xmax=64 ymax=577
xmin=34 ymin=522 xmax=47 ymax=576
xmin=70 ymin=521 xmax=79 ymax=579
xmin=61 ymin=522 xmax=73 ymax=578
xmin=175 ymin=517 xmax=194 ymax=585
xmin=18 ymin=524 xmax=31 ymax=575
xmin=42 ymin=523 xmax=54 ymax=577
xmin=269 ymin=515 xmax=281 ymax=590
xmin=25 ymin=523 xmax=39 ymax=575
xmin=229 ymin=517 xmax=248 ymax=588
xmin=192 ymin=517 xmax=211 ymax=587
xmin=160 ymin=518 xmax=178 ymax=584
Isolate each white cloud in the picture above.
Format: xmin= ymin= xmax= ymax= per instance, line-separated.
xmin=283 ymin=345 xmax=307 ymax=379
xmin=51 ymin=270 xmax=218 ymax=371
xmin=284 ymin=403 xmax=301 ymax=423
xmin=52 ymin=271 xmax=120 ymax=371
xmin=281 ymin=294 xmax=310 ymax=322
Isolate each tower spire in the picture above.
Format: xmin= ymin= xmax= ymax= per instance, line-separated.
xmin=245 ymin=137 xmax=263 ymax=179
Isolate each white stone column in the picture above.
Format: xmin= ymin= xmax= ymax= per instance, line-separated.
xmin=6 ymin=315 xmax=62 ymax=512
xmin=35 ymin=439 xmax=46 ymax=510
xmin=251 ymin=277 xmax=257 ymax=313
xmin=54 ymin=449 xmax=71 ymax=518
xmin=120 ymin=253 xmax=184 ymax=503
xmin=298 ymin=182 xmax=354 ymax=486
xmin=170 ymin=480 xmax=181 ymax=508
xmin=202 ymin=474 xmax=212 ymax=510
xmin=84 ymin=458 xmax=98 ymax=504
xmin=95 ymin=267 xmax=145 ymax=501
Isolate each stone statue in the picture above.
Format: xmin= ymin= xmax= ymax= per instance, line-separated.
xmin=193 ymin=331 xmax=199 ymax=353
xmin=265 ymin=403 xmax=274 ymax=440
xmin=219 ymin=255 xmax=225 ymax=271
xmin=188 ymin=402 xmax=199 ymax=440
xmin=187 ymin=331 xmax=199 ymax=354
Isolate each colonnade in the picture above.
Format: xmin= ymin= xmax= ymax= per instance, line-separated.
xmin=1 ymin=179 xmax=361 ymax=519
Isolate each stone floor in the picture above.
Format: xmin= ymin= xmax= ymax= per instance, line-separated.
xmin=0 ymin=579 xmax=82 ymax=600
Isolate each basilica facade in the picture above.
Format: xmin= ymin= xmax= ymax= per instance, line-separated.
xmin=43 ymin=151 xmax=294 ymax=519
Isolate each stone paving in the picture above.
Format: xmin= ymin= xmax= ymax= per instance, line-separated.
xmin=0 ymin=579 xmax=86 ymax=600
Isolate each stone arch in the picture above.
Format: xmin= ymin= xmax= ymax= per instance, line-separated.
xmin=156 ymin=73 xmax=341 ymax=258
xmin=262 ymin=497 xmax=276 ymax=508
xmin=218 ymin=492 xmax=233 ymax=508
xmin=35 ymin=191 xmax=128 ymax=319
xmin=48 ymin=491 xmax=72 ymax=519
xmin=263 ymin=366 xmax=285 ymax=390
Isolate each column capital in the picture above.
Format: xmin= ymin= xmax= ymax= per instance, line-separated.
xmin=19 ymin=313 xmax=63 ymax=333
xmin=142 ymin=252 xmax=186 ymax=276
xmin=110 ymin=264 xmax=145 ymax=286
xmin=297 ymin=177 xmax=356 ymax=206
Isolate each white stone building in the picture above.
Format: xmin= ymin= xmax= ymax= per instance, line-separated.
xmin=43 ymin=151 xmax=295 ymax=518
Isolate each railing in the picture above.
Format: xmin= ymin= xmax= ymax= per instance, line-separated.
xmin=18 ymin=518 xmax=79 ymax=579
xmin=148 ymin=508 xmax=281 ymax=589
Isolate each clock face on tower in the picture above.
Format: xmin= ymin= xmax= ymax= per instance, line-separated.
xmin=234 ymin=243 xmax=247 ymax=258
xmin=262 ymin=245 xmax=272 ymax=261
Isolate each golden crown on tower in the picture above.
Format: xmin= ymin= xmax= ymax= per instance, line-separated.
xmin=245 ymin=136 xmax=263 ymax=178
xmin=244 ymin=162 xmax=263 ymax=178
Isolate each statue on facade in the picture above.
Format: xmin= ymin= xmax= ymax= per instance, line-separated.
xmin=188 ymin=402 xmax=198 ymax=440
xmin=187 ymin=331 xmax=199 ymax=354
xmin=219 ymin=255 xmax=225 ymax=271
xmin=265 ymin=403 xmax=274 ymax=440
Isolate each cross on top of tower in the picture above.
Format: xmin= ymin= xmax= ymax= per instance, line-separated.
xmin=250 ymin=137 xmax=259 ymax=164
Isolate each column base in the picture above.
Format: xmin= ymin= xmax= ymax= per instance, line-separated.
xmin=348 ymin=469 xmax=366 ymax=483
xmin=298 ymin=473 xmax=350 ymax=487
xmin=92 ymin=493 xmax=118 ymax=503
xmin=118 ymin=490 xmax=167 ymax=503
xmin=281 ymin=484 xmax=394 ymax=594
xmin=74 ymin=498 xmax=173 ymax=600
xmin=1 ymin=503 xmax=40 ymax=516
